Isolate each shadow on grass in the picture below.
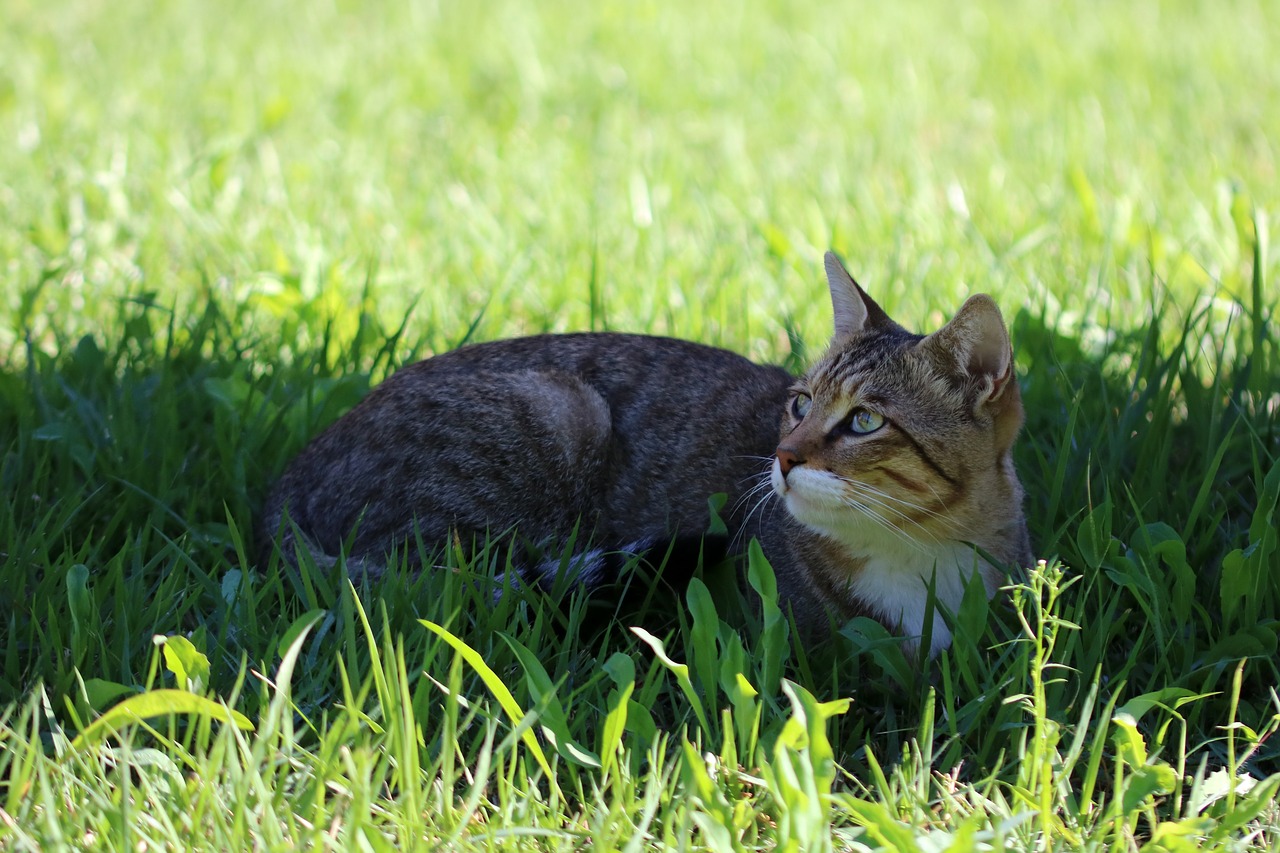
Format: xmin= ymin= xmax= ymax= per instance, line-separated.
xmin=0 ymin=275 xmax=1276 ymax=780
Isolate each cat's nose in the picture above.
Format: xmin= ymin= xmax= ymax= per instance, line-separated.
xmin=776 ymin=447 xmax=804 ymax=477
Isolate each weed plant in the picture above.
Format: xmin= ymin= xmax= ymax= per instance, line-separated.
xmin=1 ymin=0 xmax=1278 ymax=848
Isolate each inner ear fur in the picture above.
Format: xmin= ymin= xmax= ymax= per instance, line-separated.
xmin=824 ymin=251 xmax=900 ymax=339
xmin=921 ymin=295 xmax=1024 ymax=452
xmin=919 ymin=294 xmax=1021 ymax=410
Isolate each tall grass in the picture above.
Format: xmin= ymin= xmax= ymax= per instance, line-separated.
xmin=2 ymin=0 xmax=1279 ymax=847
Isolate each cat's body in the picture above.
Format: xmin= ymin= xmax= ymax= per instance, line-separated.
xmin=260 ymin=253 xmax=1032 ymax=656
xmin=263 ymin=332 xmax=794 ymax=579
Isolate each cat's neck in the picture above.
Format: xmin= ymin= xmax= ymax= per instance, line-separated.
xmin=791 ymin=517 xmax=1000 ymax=658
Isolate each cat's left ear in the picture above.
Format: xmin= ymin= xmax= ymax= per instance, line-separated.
xmin=824 ymin=251 xmax=900 ymax=338
xmin=920 ymin=295 xmax=1016 ymax=403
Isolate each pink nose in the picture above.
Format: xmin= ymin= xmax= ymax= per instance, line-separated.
xmin=776 ymin=447 xmax=804 ymax=477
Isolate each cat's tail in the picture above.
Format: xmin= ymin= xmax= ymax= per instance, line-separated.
xmin=255 ymin=503 xmax=388 ymax=581
xmin=514 ymin=534 xmax=728 ymax=594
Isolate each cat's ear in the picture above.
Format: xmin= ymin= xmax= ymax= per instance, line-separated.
xmin=824 ymin=251 xmax=897 ymax=338
xmin=921 ymin=295 xmax=1016 ymax=402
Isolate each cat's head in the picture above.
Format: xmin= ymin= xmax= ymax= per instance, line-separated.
xmin=772 ymin=253 xmax=1029 ymax=575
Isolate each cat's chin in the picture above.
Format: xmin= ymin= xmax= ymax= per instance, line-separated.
xmin=779 ymin=471 xmax=997 ymax=658
xmin=775 ymin=467 xmax=931 ymax=559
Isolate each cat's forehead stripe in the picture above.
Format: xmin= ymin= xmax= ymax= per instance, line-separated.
xmin=811 ymin=330 xmax=920 ymax=397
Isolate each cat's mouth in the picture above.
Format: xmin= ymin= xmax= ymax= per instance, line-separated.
xmin=773 ymin=464 xmax=848 ymax=518
xmin=770 ymin=457 xmax=790 ymax=495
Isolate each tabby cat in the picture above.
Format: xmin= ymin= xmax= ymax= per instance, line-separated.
xmin=259 ymin=253 xmax=1032 ymax=656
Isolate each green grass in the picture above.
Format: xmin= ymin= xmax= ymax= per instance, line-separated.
xmin=2 ymin=0 xmax=1279 ymax=848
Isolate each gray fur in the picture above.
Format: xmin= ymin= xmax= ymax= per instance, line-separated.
xmin=259 ymin=253 xmax=1032 ymax=654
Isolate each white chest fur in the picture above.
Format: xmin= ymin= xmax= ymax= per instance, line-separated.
xmin=848 ymin=542 xmax=993 ymax=657
xmin=773 ymin=462 xmax=996 ymax=657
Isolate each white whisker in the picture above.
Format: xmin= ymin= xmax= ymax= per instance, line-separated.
xmin=842 ymin=493 xmax=930 ymax=553
xmin=828 ymin=473 xmax=956 ymax=539
xmin=732 ymin=471 xmax=779 ymax=551
xmin=811 ymin=472 xmax=942 ymax=553
xmin=730 ymin=470 xmax=773 ymax=512
xmin=831 ymin=472 xmax=947 ymax=520
xmin=847 ymin=490 xmax=940 ymax=546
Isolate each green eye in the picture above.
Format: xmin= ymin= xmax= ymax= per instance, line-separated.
xmin=848 ymin=409 xmax=885 ymax=435
xmin=792 ymin=393 xmax=812 ymax=419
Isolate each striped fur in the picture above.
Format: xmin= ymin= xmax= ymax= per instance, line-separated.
xmin=258 ymin=253 xmax=1032 ymax=655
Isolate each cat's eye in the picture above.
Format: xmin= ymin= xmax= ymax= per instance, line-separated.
xmin=791 ymin=393 xmax=812 ymax=419
xmin=848 ymin=409 xmax=886 ymax=435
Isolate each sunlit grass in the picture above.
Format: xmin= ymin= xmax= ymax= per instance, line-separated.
xmin=2 ymin=0 xmax=1278 ymax=848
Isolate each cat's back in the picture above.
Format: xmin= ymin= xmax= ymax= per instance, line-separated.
xmin=418 ymin=332 xmax=788 ymax=395
xmin=261 ymin=332 xmax=794 ymax=561
xmin=386 ymin=332 xmax=795 ymax=449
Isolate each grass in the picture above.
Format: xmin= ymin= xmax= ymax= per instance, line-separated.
xmin=2 ymin=0 xmax=1279 ymax=848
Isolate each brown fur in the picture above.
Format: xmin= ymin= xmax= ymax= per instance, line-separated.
xmin=259 ymin=253 xmax=1033 ymax=654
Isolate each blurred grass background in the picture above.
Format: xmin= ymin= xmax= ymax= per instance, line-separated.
xmin=1 ymin=0 xmax=1278 ymax=846
xmin=3 ymin=0 xmax=1275 ymax=358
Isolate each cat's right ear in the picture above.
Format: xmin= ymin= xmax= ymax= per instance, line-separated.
xmin=824 ymin=251 xmax=896 ymax=338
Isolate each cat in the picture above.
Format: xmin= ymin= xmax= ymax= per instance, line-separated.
xmin=258 ymin=252 xmax=1032 ymax=656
